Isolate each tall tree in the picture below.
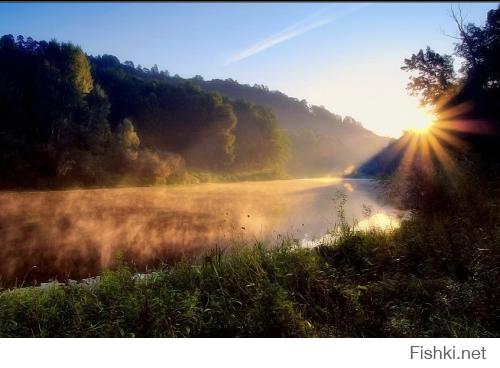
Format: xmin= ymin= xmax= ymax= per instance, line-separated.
xmin=401 ymin=46 xmax=457 ymax=107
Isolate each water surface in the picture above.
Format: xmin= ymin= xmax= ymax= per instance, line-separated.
xmin=0 ymin=178 xmax=399 ymax=286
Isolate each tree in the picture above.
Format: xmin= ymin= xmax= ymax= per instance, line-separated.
xmin=0 ymin=34 xmax=15 ymax=49
xmin=210 ymin=101 xmax=237 ymax=167
xmin=451 ymin=5 xmax=500 ymax=90
xmin=0 ymin=34 xmax=295 ymax=187
xmin=85 ymin=84 xmax=112 ymax=152
xmin=232 ymin=100 xmax=290 ymax=171
xmin=394 ymin=4 xmax=500 ymax=207
xmin=402 ymin=5 xmax=500 ymax=112
xmin=401 ymin=46 xmax=457 ymax=107
xmin=185 ymin=93 xmax=237 ymax=170
xmin=65 ymin=44 xmax=93 ymax=94
xmin=115 ymin=118 xmax=140 ymax=162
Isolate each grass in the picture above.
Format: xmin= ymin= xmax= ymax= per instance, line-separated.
xmin=0 ymin=201 xmax=498 ymax=337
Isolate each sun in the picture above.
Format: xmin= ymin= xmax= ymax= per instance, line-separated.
xmin=407 ymin=108 xmax=437 ymax=134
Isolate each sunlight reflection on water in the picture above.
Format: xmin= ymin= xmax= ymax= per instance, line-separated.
xmin=357 ymin=212 xmax=401 ymax=232
xmin=300 ymin=212 xmax=401 ymax=248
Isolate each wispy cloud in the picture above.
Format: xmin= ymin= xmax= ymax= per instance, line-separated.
xmin=225 ymin=4 xmax=368 ymax=65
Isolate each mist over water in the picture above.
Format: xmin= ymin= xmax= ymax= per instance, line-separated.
xmin=0 ymin=178 xmax=399 ymax=286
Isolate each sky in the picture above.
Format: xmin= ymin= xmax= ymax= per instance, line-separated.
xmin=0 ymin=2 xmax=497 ymax=138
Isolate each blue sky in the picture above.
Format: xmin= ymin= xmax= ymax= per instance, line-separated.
xmin=0 ymin=2 xmax=497 ymax=137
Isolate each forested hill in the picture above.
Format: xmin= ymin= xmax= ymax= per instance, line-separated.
xmin=195 ymin=79 xmax=392 ymax=176
xmin=0 ymin=34 xmax=391 ymax=188
xmin=0 ymin=35 xmax=290 ymax=188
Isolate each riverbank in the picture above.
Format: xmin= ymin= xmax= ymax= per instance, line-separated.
xmin=0 ymin=208 xmax=497 ymax=337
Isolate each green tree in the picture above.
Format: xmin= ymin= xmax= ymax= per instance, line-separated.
xmin=115 ymin=118 xmax=140 ymax=162
xmin=233 ymin=100 xmax=290 ymax=171
xmin=185 ymin=93 xmax=237 ymax=170
xmin=401 ymin=46 xmax=457 ymax=107
xmin=67 ymin=45 xmax=93 ymax=94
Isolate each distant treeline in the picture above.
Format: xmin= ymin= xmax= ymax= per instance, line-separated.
xmin=0 ymin=35 xmax=290 ymax=188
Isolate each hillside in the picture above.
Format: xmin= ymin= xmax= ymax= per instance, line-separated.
xmin=352 ymin=135 xmax=405 ymax=178
xmin=195 ymin=78 xmax=393 ymax=176
xmin=0 ymin=36 xmax=290 ymax=188
xmin=0 ymin=34 xmax=392 ymax=188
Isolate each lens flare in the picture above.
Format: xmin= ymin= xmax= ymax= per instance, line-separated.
xmin=393 ymin=98 xmax=491 ymax=186
xmin=406 ymin=108 xmax=437 ymax=135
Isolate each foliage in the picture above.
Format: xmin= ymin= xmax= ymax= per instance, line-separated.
xmin=232 ymin=100 xmax=291 ymax=171
xmin=401 ymin=47 xmax=456 ymax=106
xmin=89 ymin=55 xmax=289 ymax=174
xmin=0 ymin=35 xmax=291 ymax=188
xmin=358 ymin=5 xmax=500 ymax=186
xmin=197 ymin=78 xmax=392 ymax=177
xmin=401 ymin=5 xmax=500 ymax=132
xmin=134 ymin=149 xmax=186 ymax=185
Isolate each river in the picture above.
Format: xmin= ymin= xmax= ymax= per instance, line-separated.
xmin=0 ymin=178 xmax=400 ymax=286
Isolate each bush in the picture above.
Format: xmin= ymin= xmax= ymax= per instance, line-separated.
xmin=134 ymin=149 xmax=186 ymax=185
